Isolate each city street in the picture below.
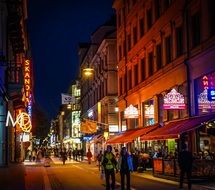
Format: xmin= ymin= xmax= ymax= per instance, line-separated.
xmin=1 ymin=157 xmax=215 ymax=190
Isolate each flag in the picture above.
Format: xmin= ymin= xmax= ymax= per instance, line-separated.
xmin=61 ymin=93 xmax=76 ymax=104
xmin=80 ymin=120 xmax=97 ymax=134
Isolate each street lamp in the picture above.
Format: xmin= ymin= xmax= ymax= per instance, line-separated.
xmin=83 ymin=68 xmax=94 ymax=77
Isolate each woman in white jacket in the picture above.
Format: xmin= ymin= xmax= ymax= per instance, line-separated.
xmin=117 ymin=147 xmax=133 ymax=190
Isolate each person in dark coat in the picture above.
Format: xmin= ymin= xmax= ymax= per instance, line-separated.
xmin=178 ymin=143 xmax=193 ymax=190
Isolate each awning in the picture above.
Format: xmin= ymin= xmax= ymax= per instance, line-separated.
xmin=140 ymin=113 xmax=215 ymax=141
xmin=106 ymin=124 xmax=159 ymax=144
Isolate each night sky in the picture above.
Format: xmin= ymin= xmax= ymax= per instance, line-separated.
xmin=27 ymin=0 xmax=114 ymax=120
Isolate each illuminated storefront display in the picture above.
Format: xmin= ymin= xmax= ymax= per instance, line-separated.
xmin=124 ymin=104 xmax=139 ymax=119
xmin=196 ymin=72 xmax=215 ymax=113
xmin=163 ymin=88 xmax=186 ymax=110
xmin=144 ymin=100 xmax=155 ymax=126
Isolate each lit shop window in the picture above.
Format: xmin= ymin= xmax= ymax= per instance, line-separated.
xmin=196 ymin=72 xmax=215 ymax=114
xmin=144 ymin=99 xmax=155 ymax=126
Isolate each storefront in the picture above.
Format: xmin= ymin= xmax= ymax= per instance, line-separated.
xmin=140 ymin=113 xmax=215 ymax=178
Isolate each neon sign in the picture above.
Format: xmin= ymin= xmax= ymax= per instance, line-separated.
xmin=6 ymin=111 xmax=32 ymax=132
xmin=163 ymin=88 xmax=186 ymax=109
xmin=24 ymin=60 xmax=31 ymax=103
xmin=124 ymin=104 xmax=139 ymax=118
xmin=198 ymin=75 xmax=215 ymax=111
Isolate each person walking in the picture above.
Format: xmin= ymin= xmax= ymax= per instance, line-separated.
xmin=118 ymin=147 xmax=133 ymax=190
xmin=102 ymin=145 xmax=118 ymax=190
xmin=86 ymin=148 xmax=93 ymax=164
xmin=178 ymin=143 xmax=193 ymax=190
xmin=97 ymin=150 xmax=103 ymax=171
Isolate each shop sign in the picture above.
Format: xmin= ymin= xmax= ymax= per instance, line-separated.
xmin=207 ymin=89 xmax=215 ymax=101
xmin=6 ymin=111 xmax=32 ymax=132
xmin=163 ymin=88 xmax=186 ymax=109
xmin=124 ymin=104 xmax=139 ymax=118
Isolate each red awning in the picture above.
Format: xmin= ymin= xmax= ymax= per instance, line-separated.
xmin=140 ymin=113 xmax=215 ymax=141
xmin=106 ymin=124 xmax=159 ymax=144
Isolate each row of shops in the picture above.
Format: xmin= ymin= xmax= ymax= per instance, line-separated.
xmin=103 ymin=113 xmax=215 ymax=178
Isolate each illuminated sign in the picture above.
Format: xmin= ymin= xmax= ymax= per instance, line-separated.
xmin=6 ymin=111 xmax=32 ymax=132
xmin=208 ymin=89 xmax=215 ymax=101
xmin=124 ymin=104 xmax=139 ymax=118
xmin=163 ymin=88 xmax=186 ymax=109
xmin=24 ymin=60 xmax=31 ymax=104
xmin=198 ymin=75 xmax=215 ymax=111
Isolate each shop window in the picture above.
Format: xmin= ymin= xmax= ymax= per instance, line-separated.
xmin=198 ymin=122 xmax=215 ymax=154
xmin=191 ymin=12 xmax=201 ymax=48
xmin=143 ymin=99 xmax=155 ymax=126
xmin=195 ymin=72 xmax=215 ymax=115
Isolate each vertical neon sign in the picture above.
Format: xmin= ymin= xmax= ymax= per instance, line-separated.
xmin=24 ymin=60 xmax=32 ymax=117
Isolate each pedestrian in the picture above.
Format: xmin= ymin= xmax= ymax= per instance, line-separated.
xmin=61 ymin=148 xmax=67 ymax=165
xmin=178 ymin=143 xmax=193 ymax=190
xmin=101 ymin=145 xmax=118 ymax=190
xmin=97 ymin=150 xmax=103 ymax=171
xmin=118 ymin=147 xmax=133 ymax=190
xmin=86 ymin=148 xmax=92 ymax=164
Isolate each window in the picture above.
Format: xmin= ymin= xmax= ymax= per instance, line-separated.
xmin=164 ymin=0 xmax=172 ymax=11
xmin=208 ymin=0 xmax=215 ymax=36
xmin=124 ymin=74 xmax=127 ymax=92
xmin=141 ymin=58 xmax=146 ymax=81
xmin=118 ymin=45 xmax=122 ymax=61
xmin=134 ymin=64 xmax=138 ymax=86
xmin=128 ymin=69 xmax=132 ymax=90
xmin=123 ymin=40 xmax=126 ymax=57
xmin=133 ymin=26 xmax=137 ymax=45
xmin=127 ymin=34 xmax=131 ymax=51
xmin=176 ymin=26 xmax=183 ymax=57
xmin=191 ymin=12 xmax=201 ymax=48
xmin=118 ymin=11 xmax=121 ymax=27
xmin=155 ymin=0 xmax=161 ymax=20
xmin=156 ymin=44 xmax=162 ymax=70
xmin=147 ymin=8 xmax=152 ymax=30
xmin=139 ymin=18 xmax=144 ymax=38
xmin=148 ymin=52 xmax=154 ymax=76
xmin=165 ymin=36 xmax=172 ymax=64
xmin=119 ymin=77 xmax=123 ymax=95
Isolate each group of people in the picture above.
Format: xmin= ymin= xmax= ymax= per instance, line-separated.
xmin=100 ymin=145 xmax=133 ymax=190
xmin=99 ymin=143 xmax=193 ymax=190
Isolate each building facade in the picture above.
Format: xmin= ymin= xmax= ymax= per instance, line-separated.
xmin=0 ymin=0 xmax=33 ymax=165
xmin=79 ymin=17 xmax=118 ymax=155
xmin=113 ymin=0 xmax=215 ymax=155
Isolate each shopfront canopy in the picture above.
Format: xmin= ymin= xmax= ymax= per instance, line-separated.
xmin=140 ymin=113 xmax=215 ymax=141
xmin=106 ymin=124 xmax=159 ymax=144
